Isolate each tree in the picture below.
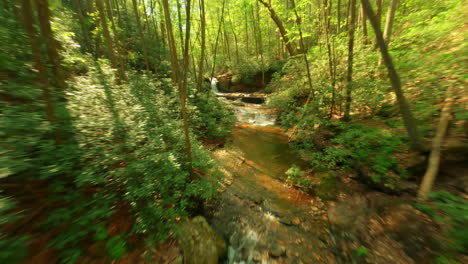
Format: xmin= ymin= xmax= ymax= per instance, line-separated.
xmin=291 ymin=0 xmax=314 ymax=103
xmin=258 ymin=0 xmax=297 ymax=56
xmin=104 ymin=0 xmax=126 ymax=81
xmin=361 ymin=0 xmax=423 ymax=151
xmin=36 ymin=0 xmax=66 ymax=89
xmin=72 ymin=0 xmax=91 ymax=51
xmin=196 ymin=0 xmax=206 ymax=94
xmin=131 ymin=0 xmax=150 ymax=71
xmin=418 ymin=87 xmax=454 ymax=199
xmin=161 ymin=0 xmax=193 ymax=176
xmin=21 ymin=0 xmax=57 ymax=133
xmin=344 ymin=0 xmax=357 ymax=121
xmin=383 ymin=0 xmax=398 ymax=43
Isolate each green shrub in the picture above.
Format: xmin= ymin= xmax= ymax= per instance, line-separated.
xmin=190 ymin=93 xmax=236 ymax=140
xmin=430 ymin=191 xmax=468 ymax=254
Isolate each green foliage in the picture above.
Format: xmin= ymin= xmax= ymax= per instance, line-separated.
xmin=285 ymin=164 xmax=306 ymax=185
xmin=106 ymin=236 xmax=126 ymax=259
xmin=355 ymin=246 xmax=368 ymax=257
xmin=190 ymin=93 xmax=236 ymax=140
xmin=0 ymin=197 xmax=29 ymax=264
xmin=413 ymin=203 xmax=436 ymax=217
xmin=430 ymin=191 xmax=468 ymax=254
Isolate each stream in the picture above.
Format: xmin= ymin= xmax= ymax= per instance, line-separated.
xmin=206 ymin=94 xmax=338 ymax=264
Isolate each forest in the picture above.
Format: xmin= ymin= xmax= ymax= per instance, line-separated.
xmin=0 ymin=0 xmax=466 ymax=263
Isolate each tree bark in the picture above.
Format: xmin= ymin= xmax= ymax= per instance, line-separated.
xmin=210 ymin=0 xmax=226 ymax=78
xmin=161 ymin=0 xmax=193 ymax=176
xmin=291 ymin=0 xmax=314 ymax=103
xmin=361 ymin=3 xmax=368 ymax=44
xmin=21 ymin=0 xmax=57 ymax=129
xmin=131 ymin=0 xmax=150 ymax=71
xmin=344 ymin=0 xmax=357 ymax=121
xmin=257 ymin=0 xmax=297 ymax=56
xmin=418 ymin=87 xmax=454 ymax=199
xmin=323 ymin=0 xmax=337 ymax=118
xmin=383 ymin=0 xmax=398 ymax=43
xmin=95 ymin=0 xmax=121 ymax=83
xmin=73 ymin=0 xmax=92 ymax=51
xmin=104 ymin=0 xmax=127 ymax=81
xmin=182 ymin=0 xmax=192 ymax=91
xmin=36 ymin=0 xmax=66 ymax=90
xmin=196 ymin=0 xmax=206 ymax=94
xmin=361 ymin=0 xmax=423 ymax=151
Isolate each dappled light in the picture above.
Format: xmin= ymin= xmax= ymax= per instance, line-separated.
xmin=0 ymin=0 xmax=466 ymax=263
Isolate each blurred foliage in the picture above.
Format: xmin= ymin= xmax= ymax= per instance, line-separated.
xmin=0 ymin=1 xmax=232 ymax=263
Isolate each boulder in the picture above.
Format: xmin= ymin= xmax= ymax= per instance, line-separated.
xmin=178 ymin=216 xmax=227 ymax=264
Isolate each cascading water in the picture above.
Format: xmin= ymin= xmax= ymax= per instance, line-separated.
xmin=206 ymin=92 xmax=336 ymax=263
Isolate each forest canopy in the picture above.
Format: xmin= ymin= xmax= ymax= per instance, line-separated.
xmin=0 ymin=0 xmax=466 ymax=263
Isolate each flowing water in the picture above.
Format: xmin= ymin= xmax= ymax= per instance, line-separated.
xmin=206 ymin=94 xmax=337 ymax=264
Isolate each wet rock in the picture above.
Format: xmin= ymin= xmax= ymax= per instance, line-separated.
xmin=328 ymin=196 xmax=368 ymax=229
xmin=269 ymin=243 xmax=286 ymax=258
xmin=366 ymin=236 xmax=415 ymax=264
xmin=178 ymin=216 xmax=227 ymax=264
xmin=292 ymin=216 xmax=301 ymax=226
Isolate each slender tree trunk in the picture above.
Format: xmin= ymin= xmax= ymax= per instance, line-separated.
xmin=383 ymin=0 xmax=398 ymax=43
xmin=245 ymin=11 xmax=249 ymax=53
xmin=21 ymin=0 xmax=57 ymax=129
xmin=141 ymin=0 xmax=158 ymax=74
xmin=344 ymin=0 xmax=357 ymax=121
xmin=291 ymin=0 xmax=314 ymax=103
xmin=73 ymin=0 xmax=92 ymax=51
xmin=361 ymin=0 xmax=422 ymax=151
xmin=196 ymin=0 xmax=206 ymax=94
xmin=36 ymin=0 xmax=66 ymax=89
xmin=210 ymin=0 xmax=226 ymax=78
xmin=337 ymin=0 xmax=341 ymax=31
xmin=176 ymin=0 xmax=184 ymax=56
xmin=104 ymin=0 xmax=126 ymax=81
xmin=162 ymin=0 xmax=193 ymax=176
xmin=95 ymin=0 xmax=121 ymax=83
xmin=131 ymin=0 xmax=150 ymax=71
xmin=256 ymin=1 xmax=265 ymax=84
xmin=361 ymin=3 xmax=368 ymax=44
xmin=323 ymin=0 xmax=336 ymax=118
xmin=258 ymin=0 xmax=297 ymax=56
xmin=182 ymin=0 xmax=192 ymax=91
xmin=418 ymin=87 xmax=454 ymax=199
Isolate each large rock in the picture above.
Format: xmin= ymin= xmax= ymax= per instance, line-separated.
xmin=178 ymin=216 xmax=227 ymax=264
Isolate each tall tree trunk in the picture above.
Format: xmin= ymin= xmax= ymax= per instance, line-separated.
xmin=182 ymin=0 xmax=192 ymax=91
xmin=21 ymin=0 xmax=57 ymax=131
xmin=344 ymin=0 xmax=357 ymax=121
xmin=161 ymin=0 xmax=193 ymax=176
xmin=73 ymin=0 xmax=92 ymax=51
xmin=95 ymin=0 xmax=120 ymax=83
xmin=210 ymin=0 xmax=226 ymax=78
xmin=36 ymin=0 xmax=66 ymax=90
xmin=418 ymin=87 xmax=454 ymax=199
xmin=291 ymin=0 xmax=314 ymax=103
xmin=258 ymin=0 xmax=297 ymax=56
xmin=337 ymin=0 xmax=341 ymax=31
xmin=255 ymin=1 xmax=265 ymax=84
xmin=383 ymin=0 xmax=398 ymax=43
xmin=196 ymin=0 xmax=206 ymax=94
xmin=361 ymin=0 xmax=422 ymax=151
xmin=323 ymin=0 xmax=337 ymax=118
xmin=176 ymin=0 xmax=184 ymax=56
xmin=131 ymin=0 xmax=150 ymax=71
xmin=361 ymin=3 xmax=368 ymax=44
xmin=141 ymin=0 xmax=158 ymax=74
xmin=104 ymin=0 xmax=126 ymax=81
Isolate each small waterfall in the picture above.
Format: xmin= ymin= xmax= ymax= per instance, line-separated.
xmin=211 ymin=77 xmax=219 ymax=93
